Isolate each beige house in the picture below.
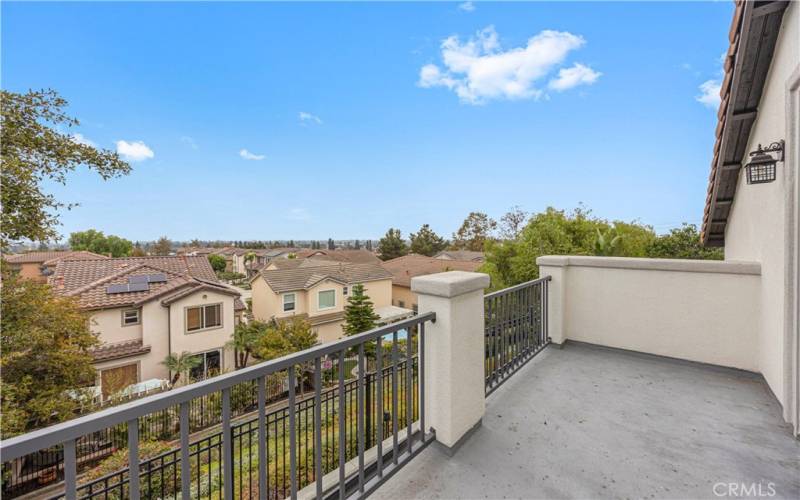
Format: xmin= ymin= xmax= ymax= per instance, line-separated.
xmin=381 ymin=254 xmax=482 ymax=312
xmin=5 ymin=250 xmax=108 ymax=283
xmin=699 ymin=0 xmax=799 ymax=434
xmin=50 ymin=256 xmax=245 ymax=398
xmin=250 ymin=260 xmax=394 ymax=343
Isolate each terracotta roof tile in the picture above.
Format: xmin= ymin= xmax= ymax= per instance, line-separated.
xmin=382 ymin=254 xmax=482 ymax=288
xmin=258 ymin=262 xmax=392 ymax=293
xmin=91 ymin=339 xmax=151 ymax=362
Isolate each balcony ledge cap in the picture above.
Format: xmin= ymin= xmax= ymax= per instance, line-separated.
xmin=411 ymin=271 xmax=490 ymax=298
xmin=536 ymin=255 xmax=760 ymax=276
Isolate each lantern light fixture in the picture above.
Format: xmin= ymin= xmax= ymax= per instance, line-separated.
xmin=745 ymin=140 xmax=784 ymax=184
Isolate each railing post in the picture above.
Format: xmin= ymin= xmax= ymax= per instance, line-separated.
xmin=411 ymin=271 xmax=489 ymax=454
xmin=536 ymin=257 xmax=566 ymax=345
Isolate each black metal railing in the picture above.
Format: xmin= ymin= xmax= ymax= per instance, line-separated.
xmin=484 ymin=276 xmax=550 ymax=395
xmin=0 ymin=313 xmax=435 ymax=500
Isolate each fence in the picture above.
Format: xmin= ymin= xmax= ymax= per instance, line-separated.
xmin=484 ymin=276 xmax=550 ymax=395
xmin=0 ymin=313 xmax=435 ymax=500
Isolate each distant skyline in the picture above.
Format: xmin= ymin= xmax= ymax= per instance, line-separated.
xmin=2 ymin=1 xmax=731 ymax=241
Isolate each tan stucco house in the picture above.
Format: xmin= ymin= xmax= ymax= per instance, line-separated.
xmin=250 ymin=260 xmax=395 ymax=343
xmin=5 ymin=250 xmax=109 ymax=283
xmin=49 ymin=256 xmax=245 ymax=398
xmin=700 ymin=0 xmax=799 ymax=434
xmin=382 ymin=254 xmax=482 ymax=312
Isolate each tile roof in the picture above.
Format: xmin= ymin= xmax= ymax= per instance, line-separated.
xmin=700 ymin=0 xmax=790 ymax=246
xmin=382 ymin=254 xmax=482 ymax=288
xmin=50 ymin=256 xmax=237 ymax=310
xmin=258 ymin=262 xmax=392 ymax=293
xmin=90 ymin=339 xmax=151 ymax=362
xmin=434 ymin=250 xmax=485 ymax=262
xmin=5 ymin=250 xmax=109 ymax=264
xmin=291 ymin=249 xmax=382 ymax=265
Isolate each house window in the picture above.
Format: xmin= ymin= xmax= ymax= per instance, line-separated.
xmin=189 ymin=350 xmax=221 ymax=381
xmin=318 ymin=290 xmax=336 ymax=310
xmin=283 ymin=293 xmax=296 ymax=312
xmin=122 ymin=309 xmax=141 ymax=326
xmin=343 ymin=286 xmax=349 ymax=296
xmin=186 ymin=304 xmax=222 ymax=333
xmin=100 ymin=363 xmax=138 ymax=399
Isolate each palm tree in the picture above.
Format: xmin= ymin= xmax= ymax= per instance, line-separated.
xmin=161 ymin=352 xmax=202 ymax=387
xmin=227 ymin=322 xmax=263 ymax=369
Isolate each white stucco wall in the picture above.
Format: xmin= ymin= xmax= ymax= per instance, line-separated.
xmin=538 ymin=256 xmax=761 ymax=372
xmin=90 ymin=308 xmax=143 ymax=344
xmin=724 ymin=2 xmax=799 ymax=411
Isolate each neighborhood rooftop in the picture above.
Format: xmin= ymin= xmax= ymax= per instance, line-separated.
xmin=382 ymin=253 xmax=482 ymax=288
xmin=256 ymin=262 xmax=392 ymax=293
xmin=4 ymin=250 xmax=109 ymax=264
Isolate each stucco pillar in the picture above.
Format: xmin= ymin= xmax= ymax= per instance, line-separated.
xmin=411 ymin=271 xmax=489 ymax=453
xmin=536 ymin=256 xmax=568 ymax=346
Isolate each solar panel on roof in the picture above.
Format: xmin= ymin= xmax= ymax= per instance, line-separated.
xmin=129 ymin=275 xmax=149 ymax=284
xmin=128 ymin=282 xmax=150 ymax=292
xmin=106 ymin=284 xmax=130 ymax=294
xmin=147 ymin=273 xmax=167 ymax=283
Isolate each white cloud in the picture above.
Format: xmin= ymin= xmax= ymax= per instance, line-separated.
xmin=286 ymin=208 xmax=311 ymax=221
xmin=180 ymin=136 xmax=198 ymax=149
xmin=116 ymin=140 xmax=154 ymax=161
xmin=418 ymin=26 xmax=598 ymax=104
xmin=239 ymin=148 xmax=266 ymax=161
xmin=548 ymin=63 xmax=601 ymax=91
xmin=696 ymin=79 xmax=721 ymax=108
xmin=459 ymin=1 xmax=475 ymax=12
xmin=299 ymin=111 xmax=323 ymax=125
xmin=71 ymin=133 xmax=96 ymax=147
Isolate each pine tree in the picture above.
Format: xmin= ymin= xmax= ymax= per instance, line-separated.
xmin=342 ymin=284 xmax=380 ymax=336
xmin=377 ymin=228 xmax=408 ymax=261
xmin=409 ymin=224 xmax=448 ymax=256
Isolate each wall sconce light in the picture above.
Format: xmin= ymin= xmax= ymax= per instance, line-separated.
xmin=746 ymin=140 xmax=784 ymax=184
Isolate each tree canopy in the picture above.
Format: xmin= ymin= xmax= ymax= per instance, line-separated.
xmin=409 ymin=224 xmax=448 ymax=256
xmin=481 ymin=206 xmax=720 ymax=290
xmin=377 ymin=228 xmax=408 ymax=261
xmin=451 ymin=212 xmax=497 ymax=251
xmin=1 ymin=89 xmax=131 ymax=249
xmin=1 ymin=263 xmax=99 ymax=437
xmin=208 ymin=254 xmax=227 ymax=272
xmin=69 ymin=229 xmax=133 ymax=257
xmin=152 ymin=236 xmax=172 ymax=255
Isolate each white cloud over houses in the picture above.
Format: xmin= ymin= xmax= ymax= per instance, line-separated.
xmin=696 ymin=79 xmax=721 ymax=108
xmin=239 ymin=148 xmax=265 ymax=161
xmin=116 ymin=140 xmax=154 ymax=161
xmin=459 ymin=1 xmax=476 ymax=12
xmin=418 ymin=26 xmax=600 ymax=104
xmin=548 ymin=63 xmax=602 ymax=91
xmin=299 ymin=111 xmax=323 ymax=125
xmin=71 ymin=133 xmax=96 ymax=147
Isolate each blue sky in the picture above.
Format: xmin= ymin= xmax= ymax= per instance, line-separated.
xmin=2 ymin=1 xmax=732 ymax=242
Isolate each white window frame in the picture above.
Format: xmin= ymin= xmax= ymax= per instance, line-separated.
xmin=185 ymin=303 xmax=223 ymax=334
xmin=317 ymin=289 xmax=336 ymax=310
xmin=121 ymin=308 xmax=141 ymax=327
xmin=283 ymin=293 xmax=296 ymax=312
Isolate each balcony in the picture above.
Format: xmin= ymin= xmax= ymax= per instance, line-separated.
xmin=374 ymin=342 xmax=799 ymax=499
xmin=2 ymin=258 xmax=798 ymax=499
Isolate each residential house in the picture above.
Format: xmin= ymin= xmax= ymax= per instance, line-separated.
xmin=49 ymin=256 xmax=245 ymax=397
xmin=250 ymin=260 xmax=397 ymax=343
xmin=700 ymin=0 xmax=799 ymax=433
xmin=433 ymin=250 xmax=485 ymax=262
xmin=4 ymin=250 xmax=109 ymax=283
xmin=382 ymin=253 xmax=482 ymax=312
xmin=291 ymin=249 xmax=382 ymax=265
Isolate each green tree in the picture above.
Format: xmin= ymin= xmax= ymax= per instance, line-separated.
xmin=69 ymin=229 xmax=133 ymax=257
xmin=342 ymin=284 xmax=380 ymax=336
xmin=377 ymin=228 xmax=408 ymax=261
xmin=152 ymin=236 xmax=172 ymax=255
xmin=208 ymin=254 xmax=227 ymax=273
xmin=1 ymin=264 xmax=99 ymax=437
xmin=451 ymin=212 xmax=497 ymax=251
xmin=647 ymin=224 xmax=723 ymax=260
xmin=161 ymin=352 xmax=201 ymax=387
xmin=409 ymin=224 xmax=448 ymax=256
xmin=1 ymin=89 xmax=131 ymax=248
xmin=499 ymin=206 xmax=529 ymax=240
xmin=593 ymin=228 xmax=621 ymax=256
xmin=227 ymin=321 xmax=264 ymax=369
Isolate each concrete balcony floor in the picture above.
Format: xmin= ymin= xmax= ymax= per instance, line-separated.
xmin=374 ymin=342 xmax=800 ymax=499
